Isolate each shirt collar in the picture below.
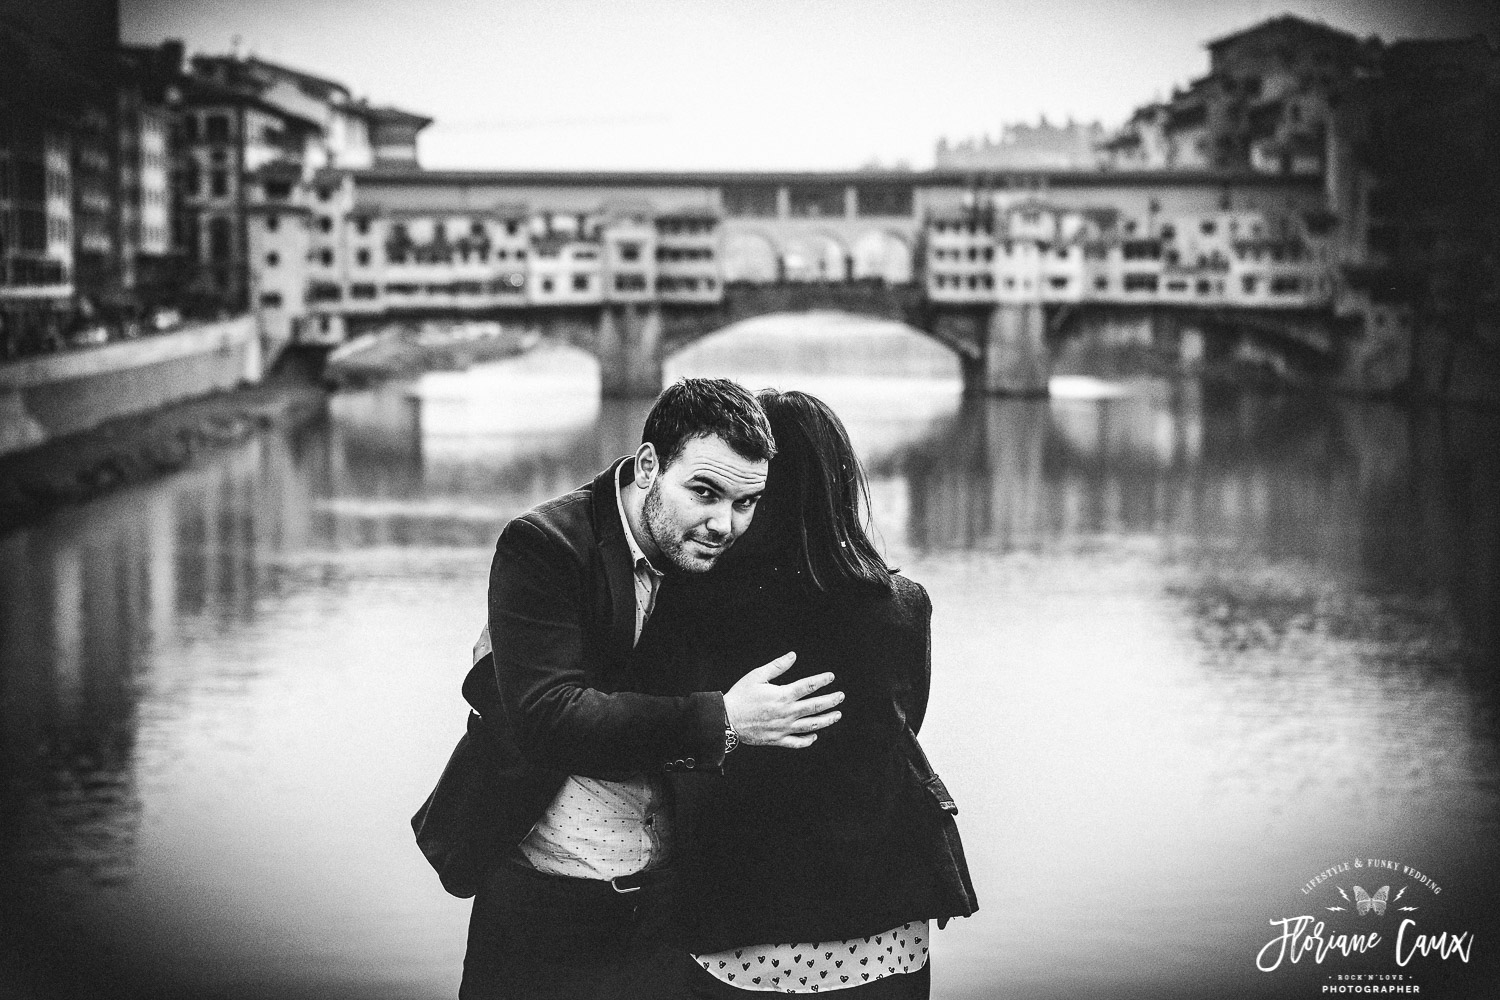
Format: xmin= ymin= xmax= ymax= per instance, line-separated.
xmin=615 ymin=459 xmax=663 ymax=578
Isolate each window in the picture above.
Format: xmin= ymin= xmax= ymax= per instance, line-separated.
xmin=210 ymin=170 xmax=228 ymax=196
xmin=355 ymin=218 xmax=370 ymax=235
xmin=723 ymin=184 xmax=778 ymax=218
xmin=788 ymin=184 xmax=844 ymax=219
xmin=319 ymin=216 xmax=333 ymax=233
xmin=1242 ymin=275 xmax=1260 ymax=294
xmin=206 ymin=114 xmax=230 ymax=142
xmin=317 ymin=188 xmax=332 ymax=202
xmin=1094 ymin=276 xmax=1108 ymax=290
xmin=208 ymin=217 xmax=232 ymax=261
xmin=619 ymin=242 xmax=641 ymax=263
xmin=356 ymin=249 xmax=370 ymax=266
xmin=1123 ymin=273 xmax=1158 ymax=292
xmin=265 ymin=180 xmax=291 ymax=200
xmin=572 ymin=274 xmax=590 ymax=292
xmin=183 ymin=161 xmax=201 ymax=196
xmin=259 ymin=292 xmax=282 ymax=308
xmin=1049 ymin=276 xmax=1069 ymax=290
xmin=541 ymin=277 xmax=554 ymax=293
xmin=614 ymin=274 xmax=649 ymax=292
xmin=320 ymin=249 xmax=334 ymax=266
xmin=351 ymin=283 xmax=377 ymax=299
xmin=855 ymin=184 xmax=913 ymax=217
xmin=182 ymin=114 xmax=200 ymax=142
xmin=266 ymin=252 xmax=279 ymax=267
xmin=1270 ymin=276 xmax=1301 ymax=294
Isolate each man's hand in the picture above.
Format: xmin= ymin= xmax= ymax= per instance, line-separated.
xmin=722 ymin=653 xmax=843 ymax=749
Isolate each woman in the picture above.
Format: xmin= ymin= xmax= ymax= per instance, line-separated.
xmin=638 ymin=389 xmax=978 ymax=998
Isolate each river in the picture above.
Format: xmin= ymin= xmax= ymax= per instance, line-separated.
xmin=2 ymin=313 xmax=1498 ymax=999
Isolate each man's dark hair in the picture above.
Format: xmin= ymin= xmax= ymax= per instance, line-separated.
xmin=642 ymin=378 xmax=776 ymax=467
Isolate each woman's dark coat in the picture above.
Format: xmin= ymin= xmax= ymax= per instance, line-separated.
xmin=636 ymin=561 xmax=979 ymax=954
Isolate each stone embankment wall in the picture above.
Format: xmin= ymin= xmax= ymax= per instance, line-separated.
xmin=0 ymin=317 xmax=260 ymax=457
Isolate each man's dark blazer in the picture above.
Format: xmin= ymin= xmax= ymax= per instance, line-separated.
xmin=411 ymin=460 xmax=728 ymax=897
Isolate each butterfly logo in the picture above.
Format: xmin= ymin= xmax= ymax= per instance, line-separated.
xmin=1354 ymin=885 xmax=1389 ymax=917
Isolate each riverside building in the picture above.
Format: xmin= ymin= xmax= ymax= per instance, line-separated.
xmin=924 ymin=199 xmax=1333 ymax=311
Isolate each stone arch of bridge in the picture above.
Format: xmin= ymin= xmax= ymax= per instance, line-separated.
xmin=720 ymin=230 xmax=782 ymax=283
xmin=1047 ymin=303 xmax=1339 ymax=377
xmin=850 ymin=229 xmax=913 ymax=283
xmin=778 ymin=229 xmax=852 ymax=282
xmin=657 ymin=282 xmax=980 ymax=369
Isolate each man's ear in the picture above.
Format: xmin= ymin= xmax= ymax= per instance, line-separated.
xmin=634 ymin=442 xmax=658 ymax=488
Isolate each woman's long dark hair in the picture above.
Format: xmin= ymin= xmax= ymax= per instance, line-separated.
xmin=741 ymin=389 xmax=892 ymax=595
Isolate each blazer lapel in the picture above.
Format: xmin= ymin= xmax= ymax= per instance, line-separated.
xmin=593 ymin=458 xmax=637 ymax=663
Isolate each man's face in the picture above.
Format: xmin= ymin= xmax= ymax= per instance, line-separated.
xmin=639 ymin=434 xmax=767 ymax=574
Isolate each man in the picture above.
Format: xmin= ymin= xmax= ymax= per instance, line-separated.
xmin=437 ymin=378 xmax=845 ymax=999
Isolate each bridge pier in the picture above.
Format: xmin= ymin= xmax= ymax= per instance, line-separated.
xmin=596 ymin=303 xmax=665 ymax=398
xmin=972 ymin=301 xmax=1050 ymax=397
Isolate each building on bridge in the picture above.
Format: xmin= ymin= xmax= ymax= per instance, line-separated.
xmin=919 ymin=196 xmax=1334 ymax=311
xmin=248 ymin=167 xmax=1330 ymax=332
xmin=247 ymin=170 xmax=732 ymax=345
xmin=240 ymin=166 xmax=1342 ymax=396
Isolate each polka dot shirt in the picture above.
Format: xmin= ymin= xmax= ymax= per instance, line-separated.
xmin=696 ymin=921 xmax=930 ymax=993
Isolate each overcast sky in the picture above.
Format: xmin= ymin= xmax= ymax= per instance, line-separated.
xmin=121 ymin=0 xmax=1496 ymax=171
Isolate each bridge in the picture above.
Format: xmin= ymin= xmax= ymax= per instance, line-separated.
xmin=260 ymin=167 xmax=1337 ymax=397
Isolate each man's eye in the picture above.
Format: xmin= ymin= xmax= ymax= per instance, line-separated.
xmin=733 ymin=497 xmax=759 ymax=510
xmin=692 ymin=486 xmax=714 ymax=499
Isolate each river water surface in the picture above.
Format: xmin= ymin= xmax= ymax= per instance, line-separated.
xmin=3 ymin=314 xmax=1499 ymax=999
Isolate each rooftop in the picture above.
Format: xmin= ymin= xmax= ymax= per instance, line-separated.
xmin=1205 ymin=13 xmax=1360 ymax=53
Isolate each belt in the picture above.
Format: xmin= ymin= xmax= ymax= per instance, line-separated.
xmin=502 ymin=853 xmax=674 ymax=897
xmin=608 ymin=866 xmax=673 ymax=894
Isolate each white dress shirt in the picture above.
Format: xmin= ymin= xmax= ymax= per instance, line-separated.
xmin=516 ymin=460 xmax=670 ymax=879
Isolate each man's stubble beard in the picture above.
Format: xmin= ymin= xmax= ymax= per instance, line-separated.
xmin=642 ymin=476 xmax=725 ymax=574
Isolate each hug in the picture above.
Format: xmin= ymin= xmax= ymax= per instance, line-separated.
xmin=413 ymin=377 xmax=978 ymax=998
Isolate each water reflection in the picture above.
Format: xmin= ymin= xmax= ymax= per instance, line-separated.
xmin=2 ymin=322 xmax=1498 ymax=999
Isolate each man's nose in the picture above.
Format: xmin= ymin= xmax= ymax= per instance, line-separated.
xmin=704 ymin=503 xmax=731 ymax=538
